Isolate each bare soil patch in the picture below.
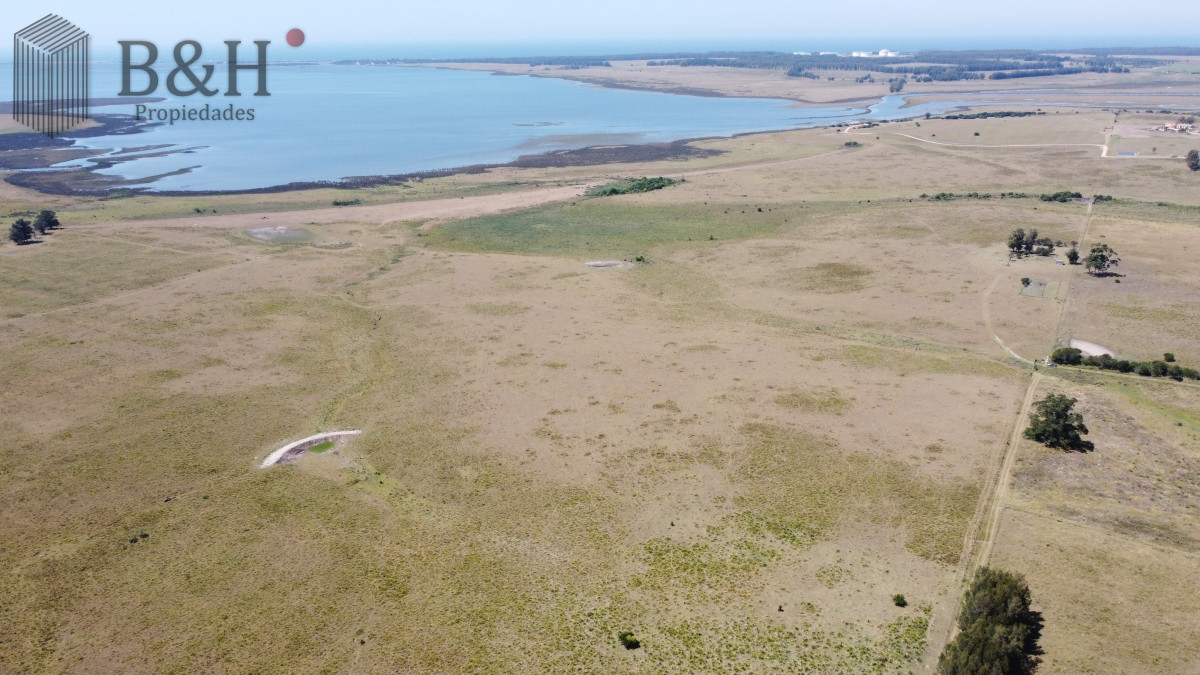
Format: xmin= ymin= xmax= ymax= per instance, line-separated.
xmin=261 ymin=431 xmax=363 ymax=468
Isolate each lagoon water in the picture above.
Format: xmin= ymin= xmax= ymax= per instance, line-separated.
xmin=8 ymin=62 xmax=975 ymax=192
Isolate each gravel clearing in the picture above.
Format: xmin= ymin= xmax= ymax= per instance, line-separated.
xmin=586 ymin=261 xmax=634 ymax=269
xmin=1069 ymin=339 xmax=1116 ymax=358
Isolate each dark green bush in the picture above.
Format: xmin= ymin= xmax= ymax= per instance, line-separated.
xmin=1040 ymin=191 xmax=1083 ymax=202
xmin=587 ymin=177 xmax=678 ymax=197
xmin=938 ymin=567 xmax=1041 ymax=674
xmin=1024 ymin=393 xmax=1091 ymax=451
xmin=1051 ymin=347 xmax=1082 ymax=365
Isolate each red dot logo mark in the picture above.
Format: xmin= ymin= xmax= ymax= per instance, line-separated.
xmin=286 ymin=28 xmax=305 ymax=47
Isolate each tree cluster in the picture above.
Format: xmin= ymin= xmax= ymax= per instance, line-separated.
xmin=938 ymin=567 xmax=1042 ymax=674
xmin=1007 ymin=228 xmax=1056 ymax=257
xmin=926 ymin=191 xmax=1027 ymax=201
xmin=8 ymin=210 xmax=60 ymax=245
xmin=1039 ymin=191 xmax=1083 ymax=202
xmin=1050 ymin=348 xmax=1199 ymax=381
xmin=942 ymin=111 xmax=1044 ymax=120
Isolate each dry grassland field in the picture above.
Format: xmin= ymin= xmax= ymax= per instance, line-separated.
xmin=2 ymin=104 xmax=1200 ymax=673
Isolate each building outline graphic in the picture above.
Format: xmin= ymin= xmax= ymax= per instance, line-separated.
xmin=13 ymin=14 xmax=90 ymax=136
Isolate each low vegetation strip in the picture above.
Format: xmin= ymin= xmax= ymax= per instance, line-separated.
xmin=1051 ymin=348 xmax=1200 ymax=381
xmin=585 ymin=176 xmax=679 ymax=197
xmin=941 ymin=111 xmax=1046 ymax=120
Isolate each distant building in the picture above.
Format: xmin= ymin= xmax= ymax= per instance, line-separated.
xmin=850 ymin=49 xmax=902 ymax=58
xmin=793 ymin=51 xmax=811 ymax=56
xmin=1155 ymin=123 xmax=1196 ymax=133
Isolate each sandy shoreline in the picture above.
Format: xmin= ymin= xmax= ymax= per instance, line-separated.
xmin=2 ymin=134 xmax=724 ymax=197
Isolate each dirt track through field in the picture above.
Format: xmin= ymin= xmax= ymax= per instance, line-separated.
xmin=884 ymin=132 xmax=1110 ymax=157
xmin=64 ymin=147 xmax=851 ymax=237
xmin=72 ymin=184 xmax=590 ymax=233
xmin=976 ymin=371 xmax=1042 ymax=567
xmin=930 ymin=195 xmax=1096 ymax=663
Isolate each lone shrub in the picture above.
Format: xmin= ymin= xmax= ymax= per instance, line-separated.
xmin=34 ymin=209 xmax=60 ymax=232
xmin=9 ymin=218 xmax=34 ymax=245
xmin=1024 ymin=393 xmax=1092 ymax=451
xmin=1084 ymin=243 xmax=1120 ymax=275
xmin=893 ymin=594 xmax=908 ymax=607
xmin=618 ymin=631 xmax=641 ymax=650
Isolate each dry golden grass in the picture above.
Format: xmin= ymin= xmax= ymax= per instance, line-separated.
xmin=2 ymin=110 xmax=1197 ymax=672
xmin=991 ymin=373 xmax=1200 ymax=673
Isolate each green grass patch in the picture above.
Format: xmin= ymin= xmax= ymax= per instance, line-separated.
xmin=465 ymin=302 xmax=531 ymax=316
xmin=728 ymin=423 xmax=981 ymax=563
xmin=646 ymin=611 xmax=930 ymax=672
xmin=834 ymin=343 xmax=1018 ymax=380
xmin=423 ymin=201 xmax=788 ymax=258
xmin=779 ymin=262 xmax=874 ymax=294
xmin=308 ymin=441 xmax=335 ymax=454
xmin=0 ymin=236 xmax=227 ymax=314
xmin=774 ymin=390 xmax=851 ymax=415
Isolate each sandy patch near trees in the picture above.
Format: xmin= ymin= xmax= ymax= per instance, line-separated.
xmin=1069 ymin=339 xmax=1116 ymax=357
xmin=585 ymin=260 xmax=634 ymax=268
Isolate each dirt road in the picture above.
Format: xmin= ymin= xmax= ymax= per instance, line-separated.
xmin=72 ymin=184 xmax=590 ymax=233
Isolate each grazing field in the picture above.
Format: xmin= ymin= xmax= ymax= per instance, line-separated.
xmin=991 ymin=372 xmax=1200 ymax=673
xmin=3 ymin=109 xmax=1198 ymax=672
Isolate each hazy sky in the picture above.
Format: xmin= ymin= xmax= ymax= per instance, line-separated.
xmin=4 ymin=1 xmax=1193 ymax=57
